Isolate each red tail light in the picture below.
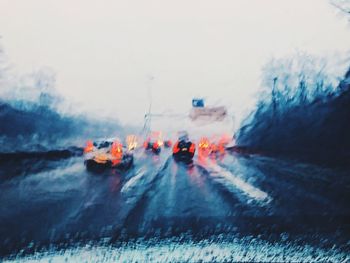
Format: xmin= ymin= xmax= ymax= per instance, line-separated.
xmin=153 ymin=142 xmax=159 ymax=149
xmin=143 ymin=138 xmax=150 ymax=149
xmin=173 ymin=141 xmax=180 ymax=153
xmin=84 ymin=140 xmax=94 ymax=153
xmin=111 ymin=141 xmax=123 ymax=157
xmin=189 ymin=143 xmax=196 ymax=153
xmin=198 ymin=137 xmax=210 ymax=149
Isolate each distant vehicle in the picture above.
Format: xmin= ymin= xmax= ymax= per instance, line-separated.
xmin=164 ymin=139 xmax=172 ymax=148
xmin=198 ymin=137 xmax=212 ymax=157
xmin=143 ymin=131 xmax=164 ymax=154
xmin=172 ymin=131 xmax=196 ymax=163
xmin=83 ymin=139 xmax=133 ymax=172
xmin=198 ymin=135 xmax=232 ymax=157
xmin=126 ymin=134 xmax=139 ymax=151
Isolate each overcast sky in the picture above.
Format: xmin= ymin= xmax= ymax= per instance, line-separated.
xmin=0 ymin=0 xmax=349 ymax=126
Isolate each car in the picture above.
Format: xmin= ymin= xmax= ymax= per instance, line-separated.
xmin=83 ymin=139 xmax=133 ymax=172
xmin=172 ymin=131 xmax=196 ymax=163
xmin=198 ymin=135 xmax=232 ymax=158
xmin=197 ymin=137 xmax=212 ymax=157
xmin=143 ymin=138 xmax=162 ymax=154
xmin=164 ymin=139 xmax=172 ymax=148
xmin=212 ymin=134 xmax=233 ymax=155
xmin=126 ymin=134 xmax=139 ymax=151
xmin=143 ymin=131 xmax=164 ymax=154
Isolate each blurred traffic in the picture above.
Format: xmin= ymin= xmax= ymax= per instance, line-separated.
xmin=83 ymin=98 xmax=236 ymax=172
xmin=83 ymin=131 xmax=235 ymax=172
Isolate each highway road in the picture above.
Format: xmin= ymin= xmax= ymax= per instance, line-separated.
xmin=0 ymin=149 xmax=349 ymax=261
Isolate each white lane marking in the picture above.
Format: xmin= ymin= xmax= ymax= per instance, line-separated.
xmin=206 ymin=163 xmax=271 ymax=204
xmin=121 ymin=169 xmax=146 ymax=193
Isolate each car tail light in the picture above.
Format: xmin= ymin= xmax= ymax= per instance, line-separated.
xmin=210 ymin=143 xmax=218 ymax=152
xmin=198 ymin=137 xmax=210 ymax=149
xmin=84 ymin=140 xmax=94 ymax=153
xmin=173 ymin=141 xmax=180 ymax=153
xmin=189 ymin=143 xmax=196 ymax=153
xmin=143 ymin=138 xmax=150 ymax=149
xmin=111 ymin=141 xmax=123 ymax=157
xmin=153 ymin=142 xmax=160 ymax=149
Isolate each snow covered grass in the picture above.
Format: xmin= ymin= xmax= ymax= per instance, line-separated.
xmin=5 ymin=236 xmax=349 ymax=262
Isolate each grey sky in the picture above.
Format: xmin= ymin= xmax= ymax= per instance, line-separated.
xmin=0 ymin=0 xmax=349 ymax=126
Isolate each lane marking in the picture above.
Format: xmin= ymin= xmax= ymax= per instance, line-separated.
xmin=121 ymin=169 xmax=146 ymax=193
xmin=205 ymin=163 xmax=271 ymax=204
xmin=120 ymin=156 xmax=170 ymax=195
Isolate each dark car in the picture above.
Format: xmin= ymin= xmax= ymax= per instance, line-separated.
xmin=172 ymin=132 xmax=195 ymax=163
xmin=84 ymin=139 xmax=133 ymax=172
xmin=143 ymin=131 xmax=165 ymax=154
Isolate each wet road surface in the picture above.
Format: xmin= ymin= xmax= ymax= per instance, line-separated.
xmin=0 ymin=149 xmax=349 ymax=260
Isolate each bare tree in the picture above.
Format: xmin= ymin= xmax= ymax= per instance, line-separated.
xmin=331 ymin=0 xmax=350 ymax=19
